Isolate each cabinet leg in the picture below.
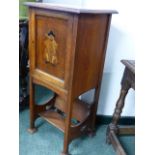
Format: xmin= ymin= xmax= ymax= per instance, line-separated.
xmin=89 ymin=87 xmax=100 ymax=132
xmin=61 ymin=132 xmax=70 ymax=155
xmin=28 ymin=80 xmax=37 ymax=134
xmin=87 ymin=128 xmax=96 ymax=137
xmin=61 ymin=146 xmax=70 ymax=155
xmin=61 ymin=96 xmax=73 ymax=155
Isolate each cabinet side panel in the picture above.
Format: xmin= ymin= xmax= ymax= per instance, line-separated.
xmin=73 ymin=14 xmax=111 ymax=97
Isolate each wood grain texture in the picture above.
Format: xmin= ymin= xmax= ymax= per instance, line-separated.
xmin=30 ymin=9 xmax=74 ymax=89
xmin=25 ymin=2 xmax=118 ymax=14
xmin=27 ymin=4 xmax=116 ymax=155
xmin=55 ymin=96 xmax=90 ymax=122
xmin=39 ymin=110 xmax=66 ymax=132
xmin=72 ymin=14 xmax=110 ymax=97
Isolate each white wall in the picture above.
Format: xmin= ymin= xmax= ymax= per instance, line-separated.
xmin=42 ymin=0 xmax=135 ymax=116
xmin=81 ymin=0 xmax=135 ymax=116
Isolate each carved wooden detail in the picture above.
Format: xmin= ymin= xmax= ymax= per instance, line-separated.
xmin=106 ymin=60 xmax=135 ymax=155
xmin=44 ymin=31 xmax=58 ymax=65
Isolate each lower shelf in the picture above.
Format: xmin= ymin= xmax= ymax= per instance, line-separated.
xmin=39 ymin=110 xmax=66 ymax=132
xmin=39 ymin=109 xmax=81 ymax=133
xmin=38 ymin=98 xmax=91 ymax=134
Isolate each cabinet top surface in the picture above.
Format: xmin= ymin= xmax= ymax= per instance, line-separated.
xmin=24 ymin=2 xmax=118 ymax=14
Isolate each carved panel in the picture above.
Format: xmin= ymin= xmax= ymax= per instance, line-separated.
xmin=35 ymin=13 xmax=73 ymax=81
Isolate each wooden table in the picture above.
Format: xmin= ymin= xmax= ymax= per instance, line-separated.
xmin=106 ymin=60 xmax=135 ymax=155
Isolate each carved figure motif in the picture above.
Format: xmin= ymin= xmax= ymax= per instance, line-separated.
xmin=44 ymin=31 xmax=58 ymax=65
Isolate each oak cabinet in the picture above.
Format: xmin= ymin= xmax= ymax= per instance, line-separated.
xmin=25 ymin=2 xmax=117 ymax=155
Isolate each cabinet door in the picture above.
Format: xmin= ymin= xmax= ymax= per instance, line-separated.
xmin=29 ymin=8 xmax=74 ymax=89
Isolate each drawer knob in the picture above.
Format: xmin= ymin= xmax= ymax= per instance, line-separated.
xmin=44 ymin=31 xmax=58 ymax=65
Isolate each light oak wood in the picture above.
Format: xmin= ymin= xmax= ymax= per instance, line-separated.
xmin=39 ymin=110 xmax=66 ymax=132
xmin=26 ymin=3 xmax=117 ymax=155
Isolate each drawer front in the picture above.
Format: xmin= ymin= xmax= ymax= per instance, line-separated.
xmin=29 ymin=9 xmax=74 ymax=88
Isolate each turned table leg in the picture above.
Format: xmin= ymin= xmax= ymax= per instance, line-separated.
xmin=106 ymin=68 xmax=131 ymax=144
xmin=106 ymin=60 xmax=135 ymax=155
xmin=107 ymin=86 xmax=130 ymax=144
xmin=112 ymin=88 xmax=129 ymax=126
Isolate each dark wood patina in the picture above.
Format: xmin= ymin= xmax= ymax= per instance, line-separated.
xmin=106 ymin=60 xmax=135 ymax=155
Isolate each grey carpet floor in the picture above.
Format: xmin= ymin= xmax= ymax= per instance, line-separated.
xmin=19 ymin=109 xmax=135 ymax=155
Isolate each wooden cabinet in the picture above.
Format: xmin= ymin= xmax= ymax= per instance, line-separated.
xmin=25 ymin=2 xmax=117 ymax=155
